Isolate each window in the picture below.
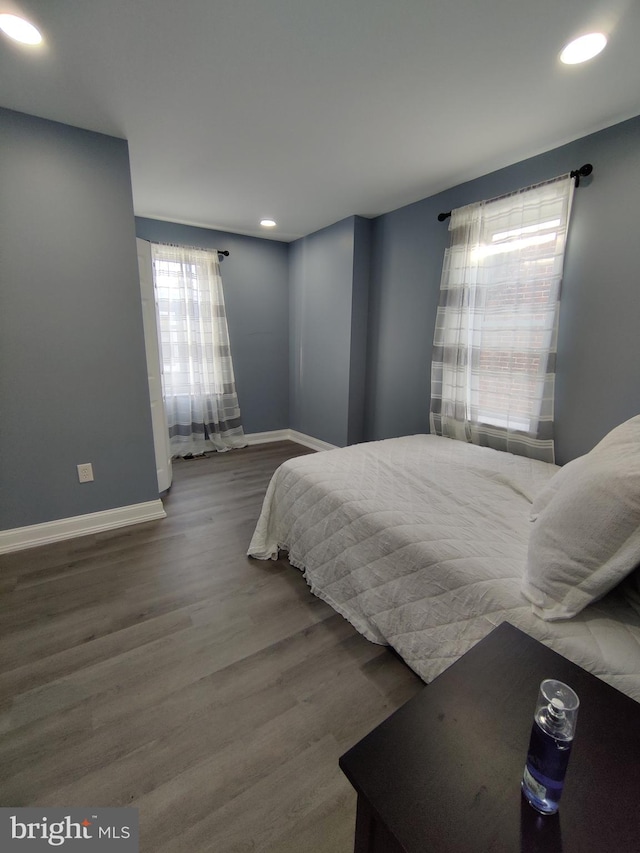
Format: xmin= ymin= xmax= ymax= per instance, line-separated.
xmin=430 ymin=175 xmax=575 ymax=463
xmin=151 ymin=244 xmax=245 ymax=456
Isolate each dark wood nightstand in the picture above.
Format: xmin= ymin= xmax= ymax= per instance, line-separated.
xmin=339 ymin=622 xmax=640 ymax=852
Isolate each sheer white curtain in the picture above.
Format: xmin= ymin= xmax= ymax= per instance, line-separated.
xmin=151 ymin=243 xmax=246 ymax=457
xmin=430 ymin=175 xmax=575 ymax=463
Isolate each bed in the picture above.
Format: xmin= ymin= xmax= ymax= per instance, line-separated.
xmin=248 ymin=422 xmax=640 ymax=703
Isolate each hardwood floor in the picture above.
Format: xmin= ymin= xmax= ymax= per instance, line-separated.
xmin=0 ymin=441 xmax=423 ymax=852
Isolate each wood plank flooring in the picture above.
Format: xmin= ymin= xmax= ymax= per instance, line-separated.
xmin=0 ymin=441 xmax=423 ymax=852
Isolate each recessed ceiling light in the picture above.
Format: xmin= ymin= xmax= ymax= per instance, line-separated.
xmin=0 ymin=13 xmax=43 ymax=45
xmin=560 ymin=33 xmax=607 ymax=65
xmin=260 ymin=219 xmax=277 ymax=228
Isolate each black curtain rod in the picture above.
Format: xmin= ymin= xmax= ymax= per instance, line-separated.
xmin=155 ymin=241 xmax=230 ymax=260
xmin=436 ymin=163 xmax=593 ymax=222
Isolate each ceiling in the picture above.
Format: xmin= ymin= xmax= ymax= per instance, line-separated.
xmin=1 ymin=0 xmax=640 ymax=242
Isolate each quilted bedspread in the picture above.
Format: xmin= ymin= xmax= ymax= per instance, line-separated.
xmin=248 ymin=435 xmax=640 ymax=702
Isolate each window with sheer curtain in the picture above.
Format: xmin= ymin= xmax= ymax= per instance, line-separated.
xmin=151 ymin=243 xmax=246 ymax=457
xmin=429 ymin=175 xmax=575 ymax=463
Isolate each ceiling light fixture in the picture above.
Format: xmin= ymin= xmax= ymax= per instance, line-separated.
xmin=0 ymin=13 xmax=43 ymax=44
xmin=260 ymin=219 xmax=277 ymax=228
xmin=560 ymin=32 xmax=607 ymax=65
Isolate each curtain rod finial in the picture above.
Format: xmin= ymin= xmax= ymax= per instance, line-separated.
xmin=570 ymin=163 xmax=593 ymax=187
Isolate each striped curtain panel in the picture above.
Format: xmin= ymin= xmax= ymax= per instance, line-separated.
xmin=151 ymin=243 xmax=246 ymax=457
xmin=429 ymin=175 xmax=575 ymax=463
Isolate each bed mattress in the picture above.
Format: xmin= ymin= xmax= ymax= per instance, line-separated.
xmin=249 ymin=435 xmax=640 ymax=702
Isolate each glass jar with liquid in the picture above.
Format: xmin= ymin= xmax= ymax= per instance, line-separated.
xmin=521 ymin=679 xmax=579 ymax=814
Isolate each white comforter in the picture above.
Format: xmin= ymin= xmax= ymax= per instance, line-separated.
xmin=249 ymin=435 xmax=640 ymax=702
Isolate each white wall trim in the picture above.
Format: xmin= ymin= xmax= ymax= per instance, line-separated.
xmin=243 ymin=429 xmax=290 ymax=445
xmin=243 ymin=429 xmax=337 ymax=452
xmin=0 ymin=500 xmax=166 ymax=555
xmin=286 ymin=430 xmax=337 ymax=452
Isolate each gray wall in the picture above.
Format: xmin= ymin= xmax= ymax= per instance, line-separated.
xmin=135 ymin=218 xmax=290 ymax=435
xmin=0 ymin=108 xmax=158 ymax=530
xmin=348 ymin=216 xmax=373 ymax=445
xmin=365 ymin=114 xmax=640 ymax=464
xmin=289 ymin=216 xmax=370 ymax=447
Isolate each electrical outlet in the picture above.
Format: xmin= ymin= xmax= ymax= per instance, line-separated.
xmin=77 ymin=463 xmax=94 ymax=483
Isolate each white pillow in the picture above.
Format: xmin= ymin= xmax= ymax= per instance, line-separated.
xmin=522 ymin=414 xmax=640 ymax=621
xmin=621 ymin=567 xmax=640 ymax=617
xmin=529 ymin=455 xmax=585 ymax=521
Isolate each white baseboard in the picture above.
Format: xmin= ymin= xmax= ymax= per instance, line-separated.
xmin=287 ymin=430 xmax=337 ymax=452
xmin=243 ymin=429 xmax=337 ymax=452
xmin=243 ymin=429 xmax=290 ymax=445
xmin=0 ymin=500 xmax=167 ymax=555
